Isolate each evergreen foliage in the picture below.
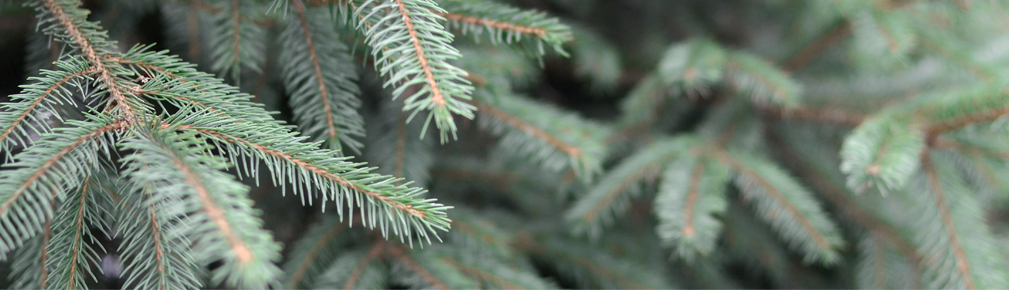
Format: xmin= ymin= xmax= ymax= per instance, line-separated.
xmin=1 ymin=0 xmax=1009 ymax=289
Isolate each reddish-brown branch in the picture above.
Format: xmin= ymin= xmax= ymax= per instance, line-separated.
xmin=394 ymin=111 xmax=408 ymax=179
xmin=144 ymin=187 xmax=167 ymax=283
xmin=710 ymin=149 xmax=834 ymax=253
xmin=442 ymin=257 xmax=524 ymax=289
xmin=343 ymin=242 xmax=385 ymax=290
xmin=67 ymin=182 xmax=90 ymax=290
xmin=471 ymin=100 xmax=582 ymax=158
xmin=926 ymin=105 xmax=1009 ymax=136
xmin=0 ymin=68 xmax=98 ymax=145
xmin=921 ymin=153 xmax=976 ymax=289
xmin=230 ymin=0 xmax=241 ymax=70
xmin=171 ymin=147 xmax=253 ymax=265
xmin=573 ymin=257 xmax=651 ymax=289
xmin=164 ymin=125 xmax=426 ymax=218
xmin=286 ymin=223 xmax=347 ymax=289
xmin=0 ymin=121 xmax=125 ymax=217
xmin=292 ymin=0 xmax=339 ymax=140
xmin=394 ymin=0 xmax=446 ymax=107
xmin=41 ymin=0 xmax=136 ymax=121
xmin=582 ymin=163 xmax=663 ymax=223
xmin=39 ymin=217 xmax=52 ymax=289
xmin=387 ymin=246 xmax=449 ymax=290
xmin=187 ymin=5 xmax=201 ymax=60
xmin=782 ymin=21 xmax=853 ymax=73
xmin=758 ymin=104 xmax=865 ymax=126
xmin=765 ymin=127 xmax=925 ymax=269
xmin=436 ymin=12 xmax=547 ymax=37
xmin=682 ymin=161 xmax=705 ymax=238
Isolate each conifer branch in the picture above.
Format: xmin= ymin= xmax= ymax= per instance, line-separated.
xmin=758 ymin=104 xmax=866 ymax=126
xmin=926 ymin=105 xmax=1009 ymax=136
xmin=583 ymin=163 xmax=659 ymax=224
xmin=121 ymin=127 xmax=281 ymax=289
xmin=0 ymin=67 xmax=97 ymax=150
xmin=187 ymin=126 xmax=427 ymax=218
xmin=230 ymin=0 xmax=241 ymax=70
xmin=0 ymin=119 xmax=124 ymax=222
xmin=567 ymin=137 xmax=693 ymax=238
xmin=39 ymin=0 xmax=137 ymax=121
xmin=286 ymin=222 xmax=347 ymax=289
xmin=768 ymin=129 xmax=923 ymax=267
xmin=388 ymin=246 xmax=451 ymax=290
xmin=394 ymin=112 xmax=408 ymax=179
xmin=174 ymin=148 xmax=253 ymax=265
xmin=63 ymin=182 xmax=88 ymax=290
xmin=342 ymin=0 xmax=476 ymax=141
xmin=438 ymin=12 xmax=546 ymax=37
xmin=782 ymin=21 xmax=852 ymax=72
xmin=281 ymin=0 xmax=364 ymax=153
xmin=187 ymin=5 xmax=201 ymax=59
xmin=721 ymin=152 xmax=829 ymax=250
xmin=682 ymin=161 xmax=705 ymax=238
xmin=39 ymin=218 xmax=50 ymax=289
xmin=711 ymin=149 xmax=843 ymax=263
xmin=441 ymin=257 xmax=524 ymax=289
xmin=397 ymin=0 xmax=445 ymax=108
xmin=344 ymin=242 xmax=387 ymax=290
xmin=472 ymin=99 xmax=581 ymax=158
xmin=294 ymin=0 xmax=336 ymax=141
xmin=920 ymin=153 xmax=976 ymax=289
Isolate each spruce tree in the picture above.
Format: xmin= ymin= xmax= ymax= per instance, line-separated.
xmin=0 ymin=0 xmax=1008 ymax=289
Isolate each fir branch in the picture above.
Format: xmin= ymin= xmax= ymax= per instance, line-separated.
xmin=283 ymin=216 xmax=349 ymax=289
xmin=387 ymin=246 xmax=451 ymax=290
xmin=782 ymin=20 xmax=852 ymax=72
xmin=168 ymin=121 xmax=450 ymax=243
xmin=472 ymin=91 xmax=609 ymax=180
xmin=906 ymin=152 xmax=1008 ymax=289
xmin=106 ymin=47 xmax=451 ymax=244
xmin=116 ymin=182 xmax=202 ymax=290
xmin=768 ymin=128 xmax=923 ymax=267
xmin=758 ymin=103 xmax=866 ymax=126
xmin=840 ymin=114 xmax=924 ymax=194
xmin=120 ymin=126 xmax=282 ymax=289
xmin=473 ymin=99 xmax=580 ymax=158
xmin=926 ymin=105 xmax=1009 ymax=136
xmin=920 ymin=153 xmax=975 ymax=289
xmin=344 ymin=242 xmax=387 ymax=289
xmin=36 ymin=0 xmax=138 ymax=121
xmin=440 ymin=257 xmax=524 ymax=289
xmin=712 ymin=149 xmax=844 ymax=264
xmin=366 ymin=97 xmax=435 ymax=186
xmin=341 ymin=0 xmax=476 ymax=141
xmin=566 ymin=137 xmax=695 ymax=238
xmin=8 ymin=215 xmax=52 ymax=289
xmin=655 ymin=155 xmax=730 ymax=262
xmin=281 ymin=0 xmax=365 ymax=153
xmin=725 ymin=51 xmax=802 ymax=106
xmin=434 ymin=0 xmax=573 ymax=56
xmin=438 ymin=12 xmax=546 ymax=37
xmin=518 ymin=234 xmax=669 ymax=289
xmin=0 ymin=59 xmax=97 ymax=156
xmin=44 ymin=180 xmax=110 ymax=290
xmin=206 ymin=0 xmax=267 ymax=79
xmin=310 ymin=246 xmax=388 ymax=289
xmin=0 ymin=118 xmax=122 ymax=255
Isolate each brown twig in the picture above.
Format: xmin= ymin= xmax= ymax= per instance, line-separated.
xmin=921 ymin=152 xmax=976 ymax=290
